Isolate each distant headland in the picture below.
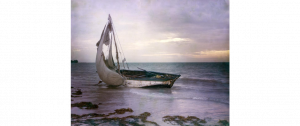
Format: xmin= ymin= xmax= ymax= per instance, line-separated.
xmin=71 ymin=60 xmax=78 ymax=63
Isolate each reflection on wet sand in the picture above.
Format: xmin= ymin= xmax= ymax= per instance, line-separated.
xmin=71 ymin=84 xmax=229 ymax=126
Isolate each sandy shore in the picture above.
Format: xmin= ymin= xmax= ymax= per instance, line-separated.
xmin=71 ymin=83 xmax=229 ymax=126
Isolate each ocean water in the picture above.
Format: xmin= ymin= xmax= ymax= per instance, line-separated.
xmin=71 ymin=62 xmax=229 ymax=126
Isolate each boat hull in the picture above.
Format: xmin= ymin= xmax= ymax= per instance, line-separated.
xmin=125 ymin=77 xmax=179 ymax=88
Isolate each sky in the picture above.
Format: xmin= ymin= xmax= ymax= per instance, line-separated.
xmin=71 ymin=0 xmax=229 ymax=62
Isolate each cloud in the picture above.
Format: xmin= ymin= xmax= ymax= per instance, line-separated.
xmin=73 ymin=49 xmax=81 ymax=52
xmin=143 ymin=0 xmax=229 ymax=50
xmin=140 ymin=50 xmax=229 ymax=62
xmin=142 ymin=53 xmax=181 ymax=57
xmin=158 ymin=38 xmax=191 ymax=43
xmin=192 ymin=50 xmax=229 ymax=58
xmin=71 ymin=0 xmax=229 ymax=62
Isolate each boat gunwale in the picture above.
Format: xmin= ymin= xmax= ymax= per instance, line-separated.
xmin=125 ymin=77 xmax=180 ymax=81
xmin=120 ymin=69 xmax=181 ymax=76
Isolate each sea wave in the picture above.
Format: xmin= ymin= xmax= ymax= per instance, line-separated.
xmin=177 ymin=86 xmax=229 ymax=92
xmin=129 ymin=89 xmax=229 ymax=104
xmin=179 ymin=77 xmax=228 ymax=84
xmin=192 ymin=97 xmax=229 ymax=104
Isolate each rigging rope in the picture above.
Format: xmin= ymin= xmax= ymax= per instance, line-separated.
xmin=110 ymin=19 xmax=130 ymax=70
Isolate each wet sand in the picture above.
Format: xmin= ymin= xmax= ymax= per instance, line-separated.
xmin=71 ymin=84 xmax=229 ymax=126
xmin=71 ymin=63 xmax=229 ymax=126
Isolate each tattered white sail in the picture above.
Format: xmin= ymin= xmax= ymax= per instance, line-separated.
xmin=96 ymin=15 xmax=124 ymax=86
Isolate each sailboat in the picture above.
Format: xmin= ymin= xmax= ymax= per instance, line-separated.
xmin=96 ymin=15 xmax=181 ymax=88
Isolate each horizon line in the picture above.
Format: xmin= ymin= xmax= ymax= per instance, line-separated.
xmin=74 ymin=61 xmax=230 ymax=63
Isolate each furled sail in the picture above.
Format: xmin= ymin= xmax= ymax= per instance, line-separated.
xmin=122 ymin=58 xmax=126 ymax=69
xmin=106 ymin=34 xmax=116 ymax=70
xmin=96 ymin=15 xmax=124 ymax=86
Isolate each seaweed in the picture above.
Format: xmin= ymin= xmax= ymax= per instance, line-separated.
xmin=218 ymin=119 xmax=229 ymax=126
xmin=100 ymin=112 xmax=158 ymax=126
xmin=70 ymin=95 xmax=82 ymax=97
xmin=71 ymin=102 xmax=98 ymax=109
xmin=71 ymin=114 xmax=82 ymax=119
xmin=71 ymin=110 xmax=158 ymax=126
xmin=102 ymin=108 xmax=134 ymax=116
xmin=163 ymin=115 xmax=206 ymax=126
xmin=72 ymin=89 xmax=82 ymax=95
xmin=71 ymin=113 xmax=106 ymax=120
xmin=114 ymin=108 xmax=134 ymax=114
xmin=71 ymin=106 xmax=212 ymax=126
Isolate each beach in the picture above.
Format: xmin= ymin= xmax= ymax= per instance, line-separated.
xmin=71 ymin=63 xmax=229 ymax=126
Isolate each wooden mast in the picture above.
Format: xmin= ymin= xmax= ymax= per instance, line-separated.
xmin=113 ymin=31 xmax=121 ymax=74
xmin=110 ymin=15 xmax=121 ymax=75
